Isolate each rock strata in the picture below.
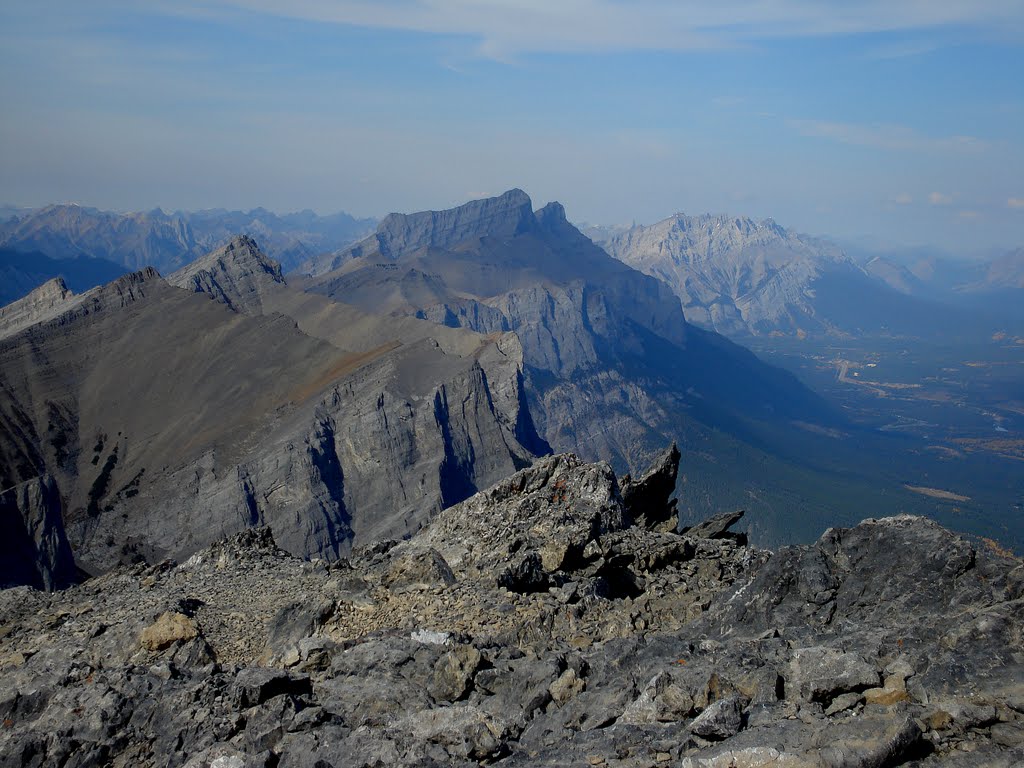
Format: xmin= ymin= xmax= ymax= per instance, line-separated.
xmin=0 ymin=450 xmax=1021 ymax=766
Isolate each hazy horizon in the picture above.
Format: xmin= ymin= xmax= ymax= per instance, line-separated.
xmin=2 ymin=1 xmax=1023 ymax=251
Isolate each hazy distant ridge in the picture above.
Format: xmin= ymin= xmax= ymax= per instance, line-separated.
xmin=0 ymin=204 xmax=376 ymax=276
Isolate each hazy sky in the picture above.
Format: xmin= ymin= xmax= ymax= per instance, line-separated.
xmin=2 ymin=1 xmax=1023 ymax=250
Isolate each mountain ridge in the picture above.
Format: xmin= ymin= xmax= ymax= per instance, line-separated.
xmin=0 ymin=203 xmax=376 ymax=278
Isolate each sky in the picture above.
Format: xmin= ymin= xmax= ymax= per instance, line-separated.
xmin=1 ymin=1 xmax=1023 ymax=252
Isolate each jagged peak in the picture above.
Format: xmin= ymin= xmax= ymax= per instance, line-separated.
xmin=0 ymin=277 xmax=76 ymax=338
xmin=112 ymin=266 xmax=162 ymax=287
xmin=166 ymin=235 xmax=285 ymax=313
xmin=534 ymin=201 xmax=568 ymax=228
xmin=28 ymin=276 xmax=71 ymax=301
xmin=171 ymin=235 xmax=284 ymax=284
xmin=0 ymin=268 xmax=162 ymax=340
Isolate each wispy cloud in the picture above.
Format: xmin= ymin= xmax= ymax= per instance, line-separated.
xmin=929 ymin=192 xmax=953 ymax=205
xmin=893 ymin=193 xmax=914 ymax=205
xmin=864 ymin=41 xmax=944 ymax=60
xmin=182 ymin=1 xmax=1024 ymax=56
xmin=1009 ymin=197 xmax=1024 ymax=208
xmin=790 ymin=119 xmax=987 ymax=153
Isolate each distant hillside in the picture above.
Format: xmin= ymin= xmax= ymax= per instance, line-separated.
xmin=859 ymin=245 xmax=1024 ymax=328
xmin=595 ymin=213 xmax=994 ymax=339
xmin=0 ymin=247 xmax=126 ymax=307
xmin=0 ymin=204 xmax=376 ymax=274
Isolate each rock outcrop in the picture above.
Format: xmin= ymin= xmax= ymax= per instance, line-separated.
xmin=0 ymin=277 xmax=75 ymax=340
xmin=1 ymin=450 xmax=1020 ymax=766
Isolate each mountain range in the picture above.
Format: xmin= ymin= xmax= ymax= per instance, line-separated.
xmin=3 ymin=190 xmax=1022 ymax=594
xmin=592 ymin=213 xmax=1015 ymax=339
xmin=0 ymin=203 xmax=376 ymax=279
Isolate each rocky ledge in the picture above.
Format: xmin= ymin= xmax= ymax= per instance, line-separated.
xmin=0 ymin=449 xmax=1021 ymax=767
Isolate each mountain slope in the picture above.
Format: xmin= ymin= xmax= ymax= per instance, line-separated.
xmin=0 ymin=248 xmax=543 ymax=577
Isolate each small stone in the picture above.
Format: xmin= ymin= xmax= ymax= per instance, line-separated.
xmin=148 ymin=662 xmax=175 ymax=680
xmin=690 ymin=695 xmax=745 ymax=740
xmin=230 ymin=668 xmax=312 ymax=708
xmin=864 ymin=686 xmax=911 ymax=706
xmin=430 ymin=644 xmax=482 ymax=702
xmin=549 ymin=667 xmax=585 ymax=706
xmin=0 ymin=652 xmax=27 ymax=669
xmin=140 ymin=612 xmax=198 ymax=652
xmin=411 ymin=628 xmax=452 ymax=646
xmin=825 ymin=692 xmax=864 ymax=715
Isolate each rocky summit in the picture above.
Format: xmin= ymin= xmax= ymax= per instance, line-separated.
xmin=1 ymin=449 xmax=1021 ymax=767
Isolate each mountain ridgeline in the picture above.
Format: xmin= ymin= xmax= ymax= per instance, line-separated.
xmin=0 ymin=204 xmax=376 ymax=277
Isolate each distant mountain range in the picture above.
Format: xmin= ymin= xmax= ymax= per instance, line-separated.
xmin=0 ymin=203 xmax=376 ymax=284
xmin=592 ymin=214 xmax=1021 ymax=339
xmin=857 ymin=246 xmax=1024 ymax=326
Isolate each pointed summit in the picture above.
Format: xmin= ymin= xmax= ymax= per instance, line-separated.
xmin=169 ymin=235 xmax=285 ymax=314
xmin=0 ymin=277 xmax=75 ymax=339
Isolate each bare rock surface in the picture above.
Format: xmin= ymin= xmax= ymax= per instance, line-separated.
xmin=168 ymin=235 xmax=285 ymax=314
xmin=1 ymin=449 xmax=1020 ymax=766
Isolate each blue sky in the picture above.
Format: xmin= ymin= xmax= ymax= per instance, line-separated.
xmin=1 ymin=1 xmax=1022 ymax=251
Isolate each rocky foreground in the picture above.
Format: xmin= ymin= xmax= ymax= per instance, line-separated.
xmin=1 ymin=449 xmax=1022 ymax=767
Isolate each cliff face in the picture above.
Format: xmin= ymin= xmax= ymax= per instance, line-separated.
xmin=0 ymin=474 xmax=76 ymax=591
xmin=0 ymin=245 xmax=544 ymax=578
xmin=0 ymin=451 xmax=1020 ymax=766
xmin=0 ymin=277 xmax=75 ymax=340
